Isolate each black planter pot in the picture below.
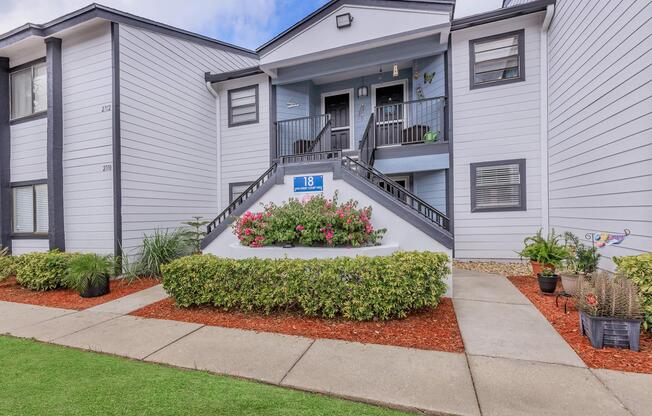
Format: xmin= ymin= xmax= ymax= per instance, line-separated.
xmin=579 ymin=311 xmax=641 ymax=351
xmin=537 ymin=273 xmax=559 ymax=294
xmin=80 ymin=275 xmax=110 ymax=298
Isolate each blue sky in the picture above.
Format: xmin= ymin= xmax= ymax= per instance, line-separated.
xmin=0 ymin=0 xmax=501 ymax=50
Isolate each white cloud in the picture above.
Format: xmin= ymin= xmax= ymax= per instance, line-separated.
xmin=0 ymin=0 xmax=503 ymax=49
xmin=0 ymin=0 xmax=278 ymax=49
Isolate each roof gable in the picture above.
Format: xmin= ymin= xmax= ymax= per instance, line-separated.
xmin=259 ymin=1 xmax=452 ymax=68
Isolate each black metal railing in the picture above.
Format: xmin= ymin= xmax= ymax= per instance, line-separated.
xmin=206 ymin=163 xmax=278 ymax=234
xmin=275 ymin=114 xmax=331 ymax=157
xmin=341 ymin=156 xmax=450 ymax=231
xmin=358 ymin=113 xmax=376 ymax=166
xmin=374 ymin=96 xmax=446 ymax=147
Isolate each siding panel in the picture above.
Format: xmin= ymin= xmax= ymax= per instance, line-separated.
xmin=62 ymin=22 xmax=114 ymax=254
xmin=119 ymin=24 xmax=258 ymax=253
xmin=452 ymin=13 xmax=544 ymax=259
xmin=10 ymin=118 xmax=47 ymax=182
xmin=547 ymin=0 xmax=652 ymax=269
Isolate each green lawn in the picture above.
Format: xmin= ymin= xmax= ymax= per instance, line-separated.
xmin=0 ymin=336 xmax=407 ymax=416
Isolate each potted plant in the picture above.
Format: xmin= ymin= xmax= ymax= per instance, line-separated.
xmin=64 ymin=253 xmax=113 ymax=298
xmin=538 ymin=266 xmax=560 ymax=294
xmin=560 ymin=232 xmax=601 ymax=296
xmin=575 ymin=272 xmax=643 ymax=351
xmin=518 ymin=229 xmax=568 ymax=277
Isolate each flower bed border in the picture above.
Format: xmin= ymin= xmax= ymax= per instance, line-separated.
xmin=0 ymin=277 xmax=160 ymax=310
xmin=131 ymin=297 xmax=464 ymax=353
xmin=507 ymin=275 xmax=651 ymax=374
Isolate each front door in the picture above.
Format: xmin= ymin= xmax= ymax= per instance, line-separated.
xmin=324 ymin=93 xmax=350 ymax=150
xmin=375 ymin=83 xmax=405 ymax=146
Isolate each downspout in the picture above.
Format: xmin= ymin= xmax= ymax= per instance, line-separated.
xmin=206 ymin=81 xmax=222 ymax=211
xmin=540 ymin=4 xmax=554 ymax=235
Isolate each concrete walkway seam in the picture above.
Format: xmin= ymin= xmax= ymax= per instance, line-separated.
xmin=141 ymin=324 xmax=206 ymax=361
xmin=279 ymin=339 xmax=316 ymax=385
xmin=589 ymin=368 xmax=635 ymax=416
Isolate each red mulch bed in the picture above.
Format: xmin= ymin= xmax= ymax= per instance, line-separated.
xmin=131 ymin=298 xmax=464 ymax=353
xmin=0 ymin=277 xmax=160 ymax=310
xmin=508 ymin=275 xmax=652 ymax=374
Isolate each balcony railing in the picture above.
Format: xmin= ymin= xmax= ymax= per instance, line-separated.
xmin=374 ymin=96 xmax=446 ymax=147
xmin=275 ymin=114 xmax=331 ymax=158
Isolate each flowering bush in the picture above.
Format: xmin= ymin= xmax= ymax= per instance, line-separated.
xmin=233 ymin=193 xmax=385 ymax=247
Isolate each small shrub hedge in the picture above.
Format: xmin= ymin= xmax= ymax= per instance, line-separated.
xmin=614 ymin=253 xmax=652 ymax=331
xmin=162 ymin=251 xmax=449 ymax=321
xmin=0 ymin=255 xmax=16 ymax=281
xmin=15 ymin=251 xmax=81 ymax=291
xmin=233 ymin=193 xmax=385 ymax=248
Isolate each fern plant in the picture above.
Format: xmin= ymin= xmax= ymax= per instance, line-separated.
xmin=518 ymin=229 xmax=569 ymax=266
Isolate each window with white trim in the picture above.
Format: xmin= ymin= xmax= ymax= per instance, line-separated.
xmin=470 ymin=30 xmax=524 ymax=89
xmin=471 ymin=159 xmax=526 ymax=212
xmin=10 ymin=61 xmax=47 ymax=120
xmin=228 ymin=85 xmax=259 ymax=127
xmin=12 ymin=183 xmax=48 ymax=234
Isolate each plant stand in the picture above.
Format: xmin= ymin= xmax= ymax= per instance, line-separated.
xmin=555 ymin=291 xmax=573 ymax=314
xmin=579 ymin=311 xmax=641 ymax=351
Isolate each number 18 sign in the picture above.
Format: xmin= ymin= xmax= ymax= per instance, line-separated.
xmin=293 ymin=175 xmax=323 ymax=193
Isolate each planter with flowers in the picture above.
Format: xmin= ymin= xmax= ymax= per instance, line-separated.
xmin=233 ymin=193 xmax=385 ymax=248
xmin=575 ymin=272 xmax=643 ymax=351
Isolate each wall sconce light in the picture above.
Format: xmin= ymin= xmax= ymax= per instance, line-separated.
xmin=336 ymin=13 xmax=353 ymax=28
xmin=392 ymin=64 xmax=399 ymax=78
xmin=357 ymin=85 xmax=368 ymax=98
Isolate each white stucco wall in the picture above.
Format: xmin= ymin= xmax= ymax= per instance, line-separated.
xmin=203 ymin=170 xmax=453 ymax=296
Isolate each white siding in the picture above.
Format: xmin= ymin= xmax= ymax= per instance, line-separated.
xmin=118 ymin=24 xmax=258 ymax=253
xmin=61 ymin=22 xmax=114 ymax=254
xmin=11 ymin=239 xmax=49 ymax=255
xmin=547 ymin=0 xmax=652 ymax=269
xmin=10 ymin=118 xmax=47 ymax=182
xmin=216 ymin=74 xmax=271 ymax=208
xmin=452 ymin=13 xmax=544 ymax=259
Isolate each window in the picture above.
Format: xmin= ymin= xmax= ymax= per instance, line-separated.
xmin=470 ymin=159 xmax=526 ymax=212
xmin=470 ymin=30 xmax=524 ymax=89
xmin=12 ymin=183 xmax=48 ymax=234
xmin=228 ymin=85 xmax=259 ymax=127
xmin=229 ymin=182 xmax=253 ymax=203
xmin=10 ymin=61 xmax=47 ymax=120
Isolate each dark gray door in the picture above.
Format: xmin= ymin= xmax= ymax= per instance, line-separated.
xmin=375 ymin=84 xmax=405 ymax=146
xmin=324 ymin=93 xmax=350 ymax=150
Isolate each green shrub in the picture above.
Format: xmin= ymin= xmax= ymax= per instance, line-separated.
xmin=64 ymin=254 xmax=114 ymax=292
xmin=233 ymin=193 xmax=385 ymax=248
xmin=138 ymin=229 xmax=192 ymax=278
xmin=162 ymin=251 xmax=449 ymax=321
xmin=15 ymin=251 xmax=81 ymax=291
xmin=614 ymin=253 xmax=652 ymax=331
xmin=0 ymin=254 xmax=16 ymax=281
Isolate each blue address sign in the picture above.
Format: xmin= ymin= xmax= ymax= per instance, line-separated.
xmin=293 ymin=175 xmax=324 ymax=193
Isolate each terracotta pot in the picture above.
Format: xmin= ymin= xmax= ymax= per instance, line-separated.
xmin=531 ymin=261 xmax=554 ymax=276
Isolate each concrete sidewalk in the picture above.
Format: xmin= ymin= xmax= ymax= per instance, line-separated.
xmin=1 ymin=270 xmax=650 ymax=416
xmin=452 ymin=268 xmax=645 ymax=416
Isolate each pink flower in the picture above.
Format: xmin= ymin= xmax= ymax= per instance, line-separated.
xmin=245 ymin=228 xmax=252 ymax=236
xmin=296 ymin=225 xmax=305 ymax=231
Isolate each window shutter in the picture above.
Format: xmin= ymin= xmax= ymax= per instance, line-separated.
xmin=228 ymin=85 xmax=258 ymax=126
xmin=472 ymin=160 xmax=525 ymax=211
